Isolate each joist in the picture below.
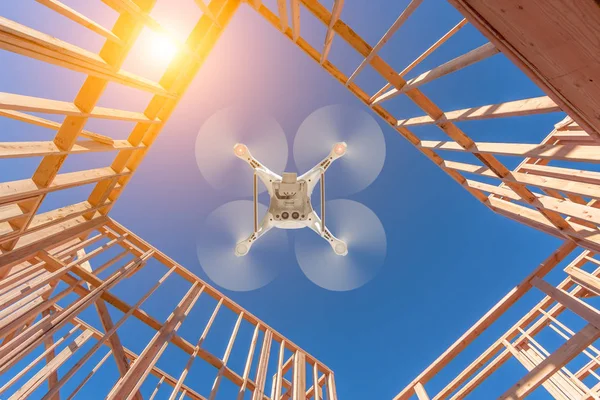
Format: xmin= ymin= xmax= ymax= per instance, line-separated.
xmin=0 ymin=139 xmax=143 ymax=159
xmin=397 ymin=96 xmax=560 ymax=126
xmin=35 ymin=0 xmax=122 ymax=44
xmin=0 ymin=109 xmax=114 ymax=145
xmin=371 ymin=18 xmax=468 ymax=103
xmin=320 ymin=0 xmax=343 ymax=63
xmin=0 ymin=0 xmax=156 ymax=255
xmin=106 ymin=283 xmax=203 ymax=400
xmin=501 ymin=324 xmax=600 ymax=399
xmin=566 ymin=266 xmax=600 ymax=297
xmin=372 ymin=42 xmax=499 ymax=105
xmin=106 ymin=218 xmax=333 ymax=373
xmin=445 ymin=160 xmax=600 ymax=201
xmin=0 ymin=17 xmax=174 ymax=97
xmin=393 ymin=242 xmax=577 ymax=400
xmin=421 ymin=140 xmax=600 ymax=163
xmin=0 ymin=92 xmax=160 ymax=123
xmin=276 ymin=0 xmax=289 ymax=32
xmin=291 ymin=0 xmax=300 ymax=41
xmin=346 ymin=0 xmax=423 ymax=85
xmin=101 ymin=0 xmax=201 ymax=62
xmin=0 ymin=167 xmax=131 ymax=207
xmin=77 ymin=249 xmax=143 ymax=400
xmin=10 ymin=330 xmax=94 ymax=399
xmin=88 ymin=0 xmax=240 ymax=219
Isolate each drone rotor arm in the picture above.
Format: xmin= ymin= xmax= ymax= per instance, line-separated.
xmin=234 ymin=213 xmax=275 ymax=257
xmin=306 ymin=212 xmax=348 ymax=256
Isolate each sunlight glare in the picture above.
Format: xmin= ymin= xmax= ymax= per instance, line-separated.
xmin=147 ymin=31 xmax=178 ymax=64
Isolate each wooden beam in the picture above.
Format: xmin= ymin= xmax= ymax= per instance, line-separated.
xmin=500 ymin=324 xmax=600 ymax=399
xmin=0 ymin=109 xmax=114 ymax=145
xmin=293 ymin=351 xmax=306 ymax=400
xmin=370 ymin=18 xmax=467 ymax=103
xmin=276 ymin=0 xmax=288 ymax=32
xmin=421 ymin=140 xmax=600 ymax=163
xmin=0 ymin=17 xmax=173 ymax=97
xmin=372 ymin=42 xmax=499 ymax=105
xmin=291 ymin=0 xmax=300 ymax=42
xmin=0 ymin=167 xmax=130 ymax=207
xmin=252 ymin=330 xmax=273 ymax=400
xmin=35 ymin=0 xmax=122 ymax=44
xmin=414 ymin=382 xmax=430 ymax=400
xmin=320 ymin=0 xmax=344 ymax=64
xmin=77 ymin=249 xmax=142 ymax=400
xmin=0 ymin=92 xmax=160 ymax=123
xmin=566 ymin=266 xmax=600 ymax=297
xmin=397 ymin=96 xmax=560 ymax=126
xmin=208 ymin=312 xmax=243 ymax=400
xmin=392 ymin=242 xmax=577 ymax=400
xmin=106 ymin=283 xmax=204 ymax=400
xmin=0 ymin=139 xmax=143 ymax=159
xmin=346 ymin=0 xmax=422 ymax=85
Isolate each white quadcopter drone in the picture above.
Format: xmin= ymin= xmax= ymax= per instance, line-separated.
xmin=232 ymin=142 xmax=349 ymax=257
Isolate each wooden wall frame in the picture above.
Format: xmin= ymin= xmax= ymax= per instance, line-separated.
xmin=0 ymin=0 xmax=599 ymax=398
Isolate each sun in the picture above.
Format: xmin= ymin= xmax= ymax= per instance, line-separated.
xmin=147 ymin=31 xmax=178 ymax=63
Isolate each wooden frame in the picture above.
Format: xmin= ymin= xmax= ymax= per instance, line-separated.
xmin=1 ymin=0 xmax=599 ymax=398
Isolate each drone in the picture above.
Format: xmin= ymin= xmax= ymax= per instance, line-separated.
xmin=232 ymin=142 xmax=349 ymax=257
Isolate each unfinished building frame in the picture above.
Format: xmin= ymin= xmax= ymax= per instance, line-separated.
xmin=0 ymin=0 xmax=599 ymax=398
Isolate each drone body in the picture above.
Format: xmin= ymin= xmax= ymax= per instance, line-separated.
xmin=233 ymin=142 xmax=348 ymax=257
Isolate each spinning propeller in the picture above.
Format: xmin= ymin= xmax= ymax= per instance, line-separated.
xmin=293 ymin=104 xmax=386 ymax=197
xmin=196 ymin=200 xmax=288 ymax=292
xmin=295 ymin=199 xmax=386 ymax=291
xmin=195 ymin=105 xmax=388 ymax=292
xmin=195 ymin=106 xmax=288 ymax=196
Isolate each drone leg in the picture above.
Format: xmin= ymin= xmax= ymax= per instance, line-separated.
xmin=306 ymin=211 xmax=348 ymax=256
xmin=234 ymin=213 xmax=275 ymax=257
xmin=234 ymin=143 xmax=281 ymax=196
xmin=298 ymin=142 xmax=347 ymax=196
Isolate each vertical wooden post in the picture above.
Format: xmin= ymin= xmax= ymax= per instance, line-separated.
xmin=414 ymin=382 xmax=430 ymax=400
xmin=252 ymin=330 xmax=273 ymax=400
xmin=293 ymin=351 xmax=306 ymax=400
xmin=313 ymin=362 xmax=320 ymax=400
xmin=327 ymin=372 xmax=337 ymax=400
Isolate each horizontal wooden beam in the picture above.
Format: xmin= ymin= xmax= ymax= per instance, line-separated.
xmin=397 ymin=96 xmax=559 ymax=126
xmin=0 ymin=92 xmax=161 ymax=123
xmin=421 ymin=140 xmax=600 ymax=163
xmin=392 ymin=241 xmax=577 ymax=400
xmin=372 ymin=42 xmax=499 ymax=105
xmin=0 ymin=139 xmax=143 ymax=159
xmin=0 ymin=167 xmax=130 ymax=207
xmin=0 ymin=17 xmax=174 ymax=97
xmin=35 ymin=0 xmax=123 ymax=44
xmin=445 ymin=160 xmax=600 ymax=201
xmin=0 ymin=109 xmax=114 ymax=145
xmin=346 ymin=0 xmax=422 ymax=85
xmin=370 ymin=18 xmax=468 ymax=103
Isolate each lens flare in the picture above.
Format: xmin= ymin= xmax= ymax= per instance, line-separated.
xmin=148 ymin=33 xmax=177 ymax=63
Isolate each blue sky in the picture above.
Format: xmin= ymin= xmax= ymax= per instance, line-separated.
xmin=0 ymin=0 xmax=580 ymax=398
